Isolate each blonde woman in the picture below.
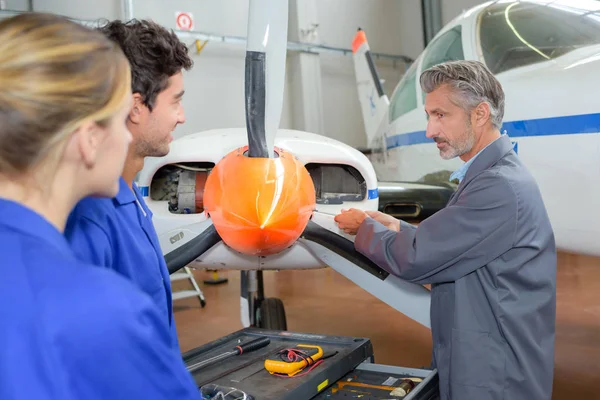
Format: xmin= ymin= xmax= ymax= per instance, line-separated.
xmin=0 ymin=13 xmax=199 ymax=399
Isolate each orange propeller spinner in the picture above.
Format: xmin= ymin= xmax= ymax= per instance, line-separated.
xmin=204 ymin=146 xmax=315 ymax=256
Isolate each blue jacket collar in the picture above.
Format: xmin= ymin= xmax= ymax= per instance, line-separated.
xmin=114 ymin=177 xmax=137 ymax=206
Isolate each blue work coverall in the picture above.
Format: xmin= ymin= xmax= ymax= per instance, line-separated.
xmin=65 ymin=177 xmax=179 ymax=349
xmin=355 ymin=134 xmax=557 ymax=400
xmin=0 ymin=198 xmax=199 ymax=399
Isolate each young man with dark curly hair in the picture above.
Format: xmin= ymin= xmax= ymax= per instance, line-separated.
xmin=65 ymin=19 xmax=194 ymax=351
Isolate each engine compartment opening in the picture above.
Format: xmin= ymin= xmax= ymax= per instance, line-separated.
xmin=150 ymin=162 xmax=215 ymax=214
xmin=305 ymin=163 xmax=367 ymax=204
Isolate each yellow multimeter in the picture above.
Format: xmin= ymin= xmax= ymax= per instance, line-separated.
xmin=264 ymin=344 xmax=324 ymax=377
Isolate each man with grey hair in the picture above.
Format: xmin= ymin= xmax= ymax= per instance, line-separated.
xmin=335 ymin=60 xmax=556 ymax=400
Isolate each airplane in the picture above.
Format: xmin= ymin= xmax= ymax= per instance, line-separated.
xmin=138 ymin=0 xmax=431 ymax=332
xmin=139 ymin=0 xmax=600 ymax=331
xmin=353 ymin=0 xmax=600 ymax=258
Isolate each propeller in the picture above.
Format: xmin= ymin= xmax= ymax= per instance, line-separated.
xmin=203 ymin=0 xmax=316 ymax=256
xmin=245 ymin=0 xmax=288 ymax=158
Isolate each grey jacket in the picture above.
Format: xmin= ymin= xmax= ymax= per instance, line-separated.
xmin=355 ymin=135 xmax=556 ymax=400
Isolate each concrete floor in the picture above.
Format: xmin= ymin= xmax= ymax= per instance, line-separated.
xmin=173 ymin=250 xmax=600 ymax=400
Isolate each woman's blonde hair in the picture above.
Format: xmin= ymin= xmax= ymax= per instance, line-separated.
xmin=0 ymin=12 xmax=132 ymax=176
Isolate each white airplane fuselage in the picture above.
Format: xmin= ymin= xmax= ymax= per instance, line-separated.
xmin=358 ymin=1 xmax=600 ymax=257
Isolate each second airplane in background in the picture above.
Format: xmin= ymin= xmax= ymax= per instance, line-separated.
xmin=353 ymin=0 xmax=600 ymax=257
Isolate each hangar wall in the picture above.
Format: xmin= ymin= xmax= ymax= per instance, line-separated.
xmin=27 ymin=0 xmax=418 ymax=148
xmin=31 ymin=0 xmax=285 ymax=143
xmin=3 ymin=0 xmax=490 ymax=149
xmin=315 ymin=0 xmax=410 ymax=148
xmin=2 ymin=0 xmax=29 ymax=11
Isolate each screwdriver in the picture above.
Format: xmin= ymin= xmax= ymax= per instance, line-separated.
xmin=187 ymin=337 xmax=271 ymax=373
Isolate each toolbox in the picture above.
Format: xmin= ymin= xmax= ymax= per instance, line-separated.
xmin=312 ymin=363 xmax=439 ymax=400
xmin=182 ymin=327 xmax=439 ymax=400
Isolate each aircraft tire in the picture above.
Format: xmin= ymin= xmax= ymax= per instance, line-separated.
xmin=257 ymin=297 xmax=287 ymax=331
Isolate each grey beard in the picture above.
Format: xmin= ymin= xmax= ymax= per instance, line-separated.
xmin=440 ymin=121 xmax=475 ymax=160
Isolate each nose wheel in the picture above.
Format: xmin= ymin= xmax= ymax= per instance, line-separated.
xmin=255 ymin=297 xmax=287 ymax=330
xmin=241 ymin=270 xmax=288 ymax=331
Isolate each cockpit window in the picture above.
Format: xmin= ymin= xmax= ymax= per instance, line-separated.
xmin=420 ymin=26 xmax=465 ymax=74
xmin=479 ymin=2 xmax=600 ymax=74
xmin=389 ymin=61 xmax=418 ymax=122
xmin=419 ymin=25 xmax=465 ymax=104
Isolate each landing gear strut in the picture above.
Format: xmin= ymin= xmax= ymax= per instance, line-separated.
xmin=240 ymin=270 xmax=287 ymax=331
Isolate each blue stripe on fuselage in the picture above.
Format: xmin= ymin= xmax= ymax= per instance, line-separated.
xmin=368 ymin=188 xmax=379 ymax=199
xmin=385 ymin=112 xmax=600 ymax=150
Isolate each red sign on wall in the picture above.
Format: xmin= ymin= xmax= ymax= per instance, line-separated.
xmin=175 ymin=12 xmax=194 ymax=31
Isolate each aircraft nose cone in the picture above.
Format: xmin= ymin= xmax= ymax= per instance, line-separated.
xmin=204 ymin=146 xmax=316 ymax=256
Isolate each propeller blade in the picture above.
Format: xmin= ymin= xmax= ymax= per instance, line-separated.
xmin=164 ymin=225 xmax=222 ymax=274
xmin=245 ymin=0 xmax=288 ymax=158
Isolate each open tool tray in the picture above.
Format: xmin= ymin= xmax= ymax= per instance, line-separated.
xmin=182 ymin=328 xmax=374 ymax=400
xmin=313 ymin=362 xmax=439 ymax=399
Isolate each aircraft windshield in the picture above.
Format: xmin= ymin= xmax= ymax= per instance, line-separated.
xmin=479 ymin=1 xmax=600 ymax=74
